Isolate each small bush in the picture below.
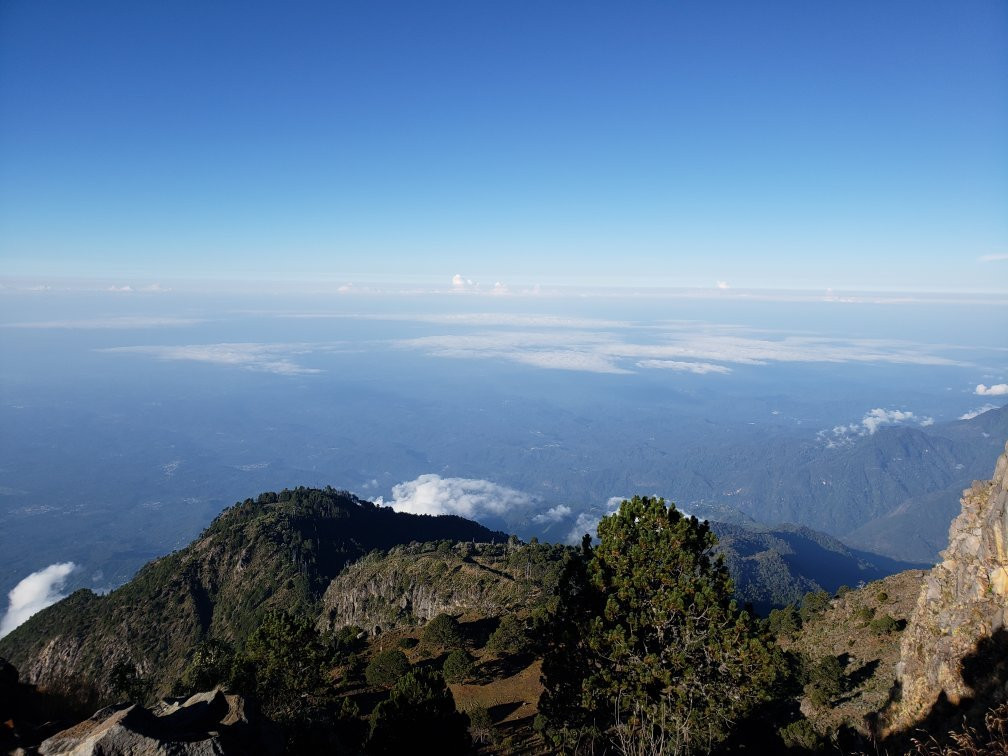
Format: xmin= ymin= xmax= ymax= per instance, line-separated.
xmin=397 ymin=636 xmax=419 ymax=650
xmin=442 ymin=649 xmax=474 ymax=683
xmin=486 ymin=615 xmax=528 ymax=654
xmin=778 ymin=718 xmax=822 ymax=750
xmin=876 ymin=590 xmax=889 ymax=603
xmin=804 ymin=655 xmax=845 ymax=705
xmin=422 ymin=613 xmax=463 ymax=650
xmin=468 ymin=704 xmax=495 ymax=744
xmin=767 ymin=605 xmax=801 ymax=637
xmin=365 ymin=649 xmax=410 ymax=687
xmin=869 ymin=614 xmax=900 ymax=635
xmin=800 ymin=590 xmax=831 ymax=622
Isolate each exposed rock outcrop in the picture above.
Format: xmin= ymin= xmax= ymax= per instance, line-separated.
xmin=888 ymin=439 xmax=1008 ymax=732
xmin=319 ymin=541 xmax=556 ymax=635
xmin=38 ymin=688 xmax=281 ymax=756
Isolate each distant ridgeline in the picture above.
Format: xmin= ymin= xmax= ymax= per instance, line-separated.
xmin=0 ymin=487 xmax=511 ymax=701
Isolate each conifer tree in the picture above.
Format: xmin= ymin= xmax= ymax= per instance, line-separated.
xmin=539 ymin=496 xmax=782 ymax=755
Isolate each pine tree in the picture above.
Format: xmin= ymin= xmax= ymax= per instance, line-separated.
xmin=539 ymin=496 xmax=782 ymax=755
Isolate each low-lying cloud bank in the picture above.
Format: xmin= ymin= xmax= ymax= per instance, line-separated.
xmin=0 ymin=562 xmax=77 ymax=638
xmin=101 ymin=343 xmax=327 ymax=376
xmin=395 ymin=323 xmax=964 ymax=376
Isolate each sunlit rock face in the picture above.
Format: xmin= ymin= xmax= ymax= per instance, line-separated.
xmin=888 ymin=440 xmax=1008 ymax=732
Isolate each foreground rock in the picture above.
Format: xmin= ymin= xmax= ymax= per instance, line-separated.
xmin=38 ymin=688 xmax=281 ymax=756
xmin=888 ymin=439 xmax=1008 ymax=732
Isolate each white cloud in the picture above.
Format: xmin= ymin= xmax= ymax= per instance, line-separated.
xmin=397 ymin=325 xmax=963 ymax=377
xmin=4 ymin=316 xmax=204 ymax=330
xmin=716 ymin=281 xmax=729 ymax=290
xmin=959 ymin=404 xmax=998 ymax=420
xmin=101 ymin=343 xmax=323 ymax=376
xmin=861 ymin=408 xmax=917 ymax=434
xmin=508 ymin=350 xmax=631 ymax=374
xmin=565 ymin=497 xmax=625 ymax=544
xmin=532 ymin=504 xmax=572 ymax=524
xmin=635 ymin=359 xmax=731 ymax=374
xmin=820 ymin=407 xmax=933 ymax=446
xmin=976 ymin=383 xmax=1008 ymax=396
xmin=376 ymin=474 xmax=536 ymax=520
xmin=978 ymin=254 xmax=1008 ymax=263
xmin=1 ymin=562 xmax=77 ymax=638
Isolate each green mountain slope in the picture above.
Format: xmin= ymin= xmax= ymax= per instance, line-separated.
xmin=0 ymin=487 xmax=506 ymax=700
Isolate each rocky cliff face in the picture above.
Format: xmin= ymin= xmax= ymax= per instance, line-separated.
xmin=318 ymin=541 xmax=562 ymax=635
xmin=888 ymin=439 xmax=1008 ymax=731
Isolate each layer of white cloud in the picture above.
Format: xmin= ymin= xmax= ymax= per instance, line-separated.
xmin=4 ymin=316 xmax=203 ymax=330
xmin=396 ymin=324 xmax=963 ymax=376
xmin=978 ymin=254 xmax=1008 ymax=263
xmin=636 ymin=359 xmax=731 ymax=374
xmin=959 ymin=404 xmax=998 ymax=420
xmin=101 ymin=343 xmax=323 ymax=375
xmin=1 ymin=562 xmax=77 ymax=638
xmin=976 ymin=383 xmax=1008 ymax=396
xmin=376 ymin=474 xmax=536 ymax=519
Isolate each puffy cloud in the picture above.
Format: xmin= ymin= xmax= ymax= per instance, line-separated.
xmin=716 ymin=281 xmax=730 ymax=290
xmin=976 ymin=383 xmax=1008 ymax=396
xmin=820 ymin=407 xmax=933 ymax=446
xmin=959 ymin=404 xmax=998 ymax=420
xmin=376 ymin=474 xmax=536 ymax=519
xmin=1 ymin=562 xmax=77 ymax=638
xmin=532 ymin=505 xmax=572 ymax=524
xmin=861 ymin=408 xmax=918 ymax=434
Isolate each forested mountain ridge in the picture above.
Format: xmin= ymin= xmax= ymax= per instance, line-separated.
xmin=0 ymin=487 xmax=506 ymax=702
xmin=0 ymin=483 xmax=921 ymax=707
xmin=681 ymin=404 xmax=1008 ymax=562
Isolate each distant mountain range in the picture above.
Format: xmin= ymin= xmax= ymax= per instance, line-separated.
xmin=680 ymin=404 xmax=1008 ymax=562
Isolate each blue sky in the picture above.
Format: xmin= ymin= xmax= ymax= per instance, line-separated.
xmin=1 ymin=1 xmax=1006 ymax=292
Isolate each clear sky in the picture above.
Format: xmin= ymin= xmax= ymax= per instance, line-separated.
xmin=1 ymin=1 xmax=1006 ymax=292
